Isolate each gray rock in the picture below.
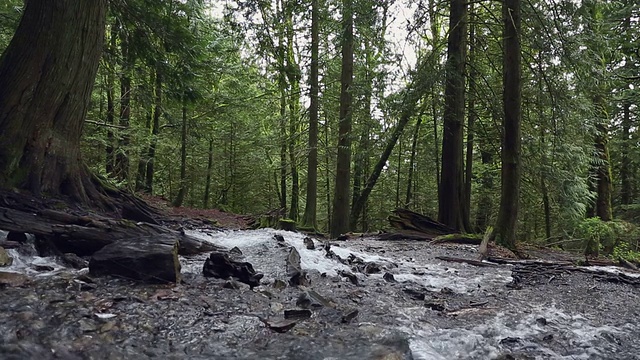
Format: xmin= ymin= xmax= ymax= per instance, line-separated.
xmin=89 ymin=234 xmax=180 ymax=283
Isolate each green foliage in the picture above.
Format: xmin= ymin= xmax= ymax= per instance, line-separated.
xmin=612 ymin=242 xmax=640 ymax=263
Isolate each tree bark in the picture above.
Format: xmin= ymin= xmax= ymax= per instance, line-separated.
xmin=116 ymin=26 xmax=132 ymax=183
xmin=204 ymin=138 xmax=214 ymax=208
xmin=405 ymin=116 xmax=423 ymax=207
xmin=620 ymin=102 xmax=632 ymax=205
xmin=492 ymin=0 xmax=522 ymax=249
xmin=145 ymin=64 xmax=162 ymax=194
xmin=463 ymin=5 xmax=477 ymax=232
xmin=301 ymin=0 xmax=320 ymax=229
xmin=438 ymin=0 xmax=467 ymax=232
xmin=172 ymin=99 xmax=189 ymax=207
xmin=330 ymin=0 xmax=354 ymax=238
xmin=0 ymin=0 xmax=108 ymax=205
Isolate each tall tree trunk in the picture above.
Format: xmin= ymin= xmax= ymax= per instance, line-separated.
xmin=0 ymin=0 xmax=108 ymax=204
xmin=136 ymin=69 xmax=154 ymax=191
xmin=593 ymin=113 xmax=613 ymax=221
xmin=330 ymin=0 xmax=354 ymax=238
xmin=475 ymin=148 xmax=494 ymax=231
xmin=463 ymin=5 xmax=476 ymax=232
xmin=405 ymin=116 xmax=423 ymax=207
xmin=105 ymin=26 xmax=117 ymax=177
xmin=203 ymin=138 xmax=214 ymax=208
xmin=492 ymin=0 xmax=522 ymax=249
xmin=286 ymin=9 xmax=300 ymax=221
xmin=438 ymin=0 xmax=467 ymax=232
xmin=145 ymin=64 xmax=162 ymax=194
xmin=620 ymin=102 xmax=632 ymax=205
xmin=172 ymin=99 xmax=188 ymax=207
xmin=301 ymin=0 xmax=320 ymax=229
xmin=116 ymin=27 xmax=132 ymax=183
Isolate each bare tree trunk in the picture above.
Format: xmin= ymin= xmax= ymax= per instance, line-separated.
xmin=145 ymin=64 xmax=162 ymax=194
xmin=116 ymin=27 xmax=132 ymax=183
xmin=405 ymin=116 xmax=423 ymax=207
xmin=330 ymin=0 xmax=354 ymax=238
xmin=463 ymin=5 xmax=476 ymax=232
xmin=438 ymin=0 xmax=467 ymax=232
xmin=620 ymin=102 xmax=632 ymax=205
xmin=105 ymin=25 xmax=117 ymax=177
xmin=301 ymin=0 xmax=320 ymax=229
xmin=204 ymin=138 xmax=214 ymax=208
xmin=0 ymin=0 xmax=108 ymax=204
xmin=491 ymin=0 xmax=522 ymax=250
xmin=172 ymin=99 xmax=188 ymax=207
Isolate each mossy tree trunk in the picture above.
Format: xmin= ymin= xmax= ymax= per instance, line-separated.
xmin=492 ymin=0 xmax=522 ymax=250
xmin=0 ymin=0 xmax=108 ymax=205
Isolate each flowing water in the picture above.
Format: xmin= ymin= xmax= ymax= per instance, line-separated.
xmin=2 ymin=228 xmax=640 ymax=359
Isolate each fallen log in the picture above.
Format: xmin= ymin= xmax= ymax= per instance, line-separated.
xmin=0 ymin=205 xmax=221 ymax=257
xmin=388 ymin=208 xmax=456 ymax=235
xmin=435 ymin=256 xmax=498 ymax=267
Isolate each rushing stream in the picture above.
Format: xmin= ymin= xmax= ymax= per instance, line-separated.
xmin=2 ymin=228 xmax=640 ymax=359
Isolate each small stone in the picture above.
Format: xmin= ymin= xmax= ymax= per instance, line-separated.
xmin=499 ymin=337 xmax=521 ymax=345
xmin=536 ymin=317 xmax=547 ymax=326
xmin=261 ymin=318 xmax=298 ymax=333
xmin=272 ymin=279 xmax=287 ymax=290
xmin=303 ymin=237 xmax=315 ymax=250
xmin=424 ymin=300 xmax=446 ymax=311
xmin=229 ymin=246 xmax=243 ymax=256
xmin=33 ymin=265 xmax=55 ymax=272
xmin=296 ymin=289 xmax=333 ymax=309
xmin=273 ymin=234 xmax=285 ymax=243
xmin=284 ymin=309 xmax=312 ymax=320
xmin=341 ymin=308 xmax=359 ymax=323
xmin=61 ymin=253 xmax=89 ymax=269
xmin=338 ymin=270 xmax=359 ymax=285
xmin=383 ymin=273 xmax=396 ymax=282
xmin=223 ymin=280 xmax=240 ymax=289
xmin=0 ymin=247 xmax=13 ymax=267
xmin=364 ymin=262 xmax=381 ymax=274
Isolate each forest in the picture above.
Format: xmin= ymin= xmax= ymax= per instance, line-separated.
xmin=0 ymin=0 xmax=639 ymax=254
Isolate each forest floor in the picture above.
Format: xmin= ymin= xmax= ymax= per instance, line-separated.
xmin=1 ymin=201 xmax=640 ymax=359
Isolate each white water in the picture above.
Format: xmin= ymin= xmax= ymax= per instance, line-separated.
xmin=1 ymin=231 xmax=74 ymax=277
xmin=185 ymin=229 xmax=640 ymax=360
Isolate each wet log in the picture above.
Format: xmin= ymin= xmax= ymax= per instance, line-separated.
xmin=89 ymin=234 xmax=180 ymax=283
xmin=431 ymin=234 xmax=483 ymax=245
xmin=0 ymin=205 xmax=221 ymax=257
xmin=383 ymin=209 xmax=457 ymax=241
xmin=435 ymin=256 xmax=498 ymax=267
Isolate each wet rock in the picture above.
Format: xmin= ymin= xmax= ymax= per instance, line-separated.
xmin=403 ymin=286 xmax=426 ymax=301
xmin=223 ymin=280 xmax=241 ymax=290
xmin=364 ymin=262 xmax=382 ymax=274
xmin=284 ymin=309 xmax=312 ymax=320
xmin=229 ymin=246 xmax=243 ymax=257
xmin=296 ymin=289 xmax=333 ymax=309
xmin=272 ymin=279 xmax=287 ymax=290
xmin=0 ymin=272 xmax=29 ymax=287
xmin=303 ymin=237 xmax=315 ymax=250
xmin=341 ymin=308 xmax=359 ymax=323
xmin=33 ymin=265 xmax=54 ymax=272
xmin=203 ymin=252 xmax=263 ymax=288
xmin=383 ymin=272 xmax=396 ymax=282
xmin=424 ymin=300 xmax=446 ymax=311
xmin=286 ymin=247 xmax=309 ymax=286
xmin=500 ymin=337 xmax=522 ymax=345
xmin=536 ymin=317 xmax=547 ymax=326
xmin=261 ymin=318 xmax=298 ymax=333
xmin=273 ymin=234 xmax=286 ymax=244
xmin=89 ymin=235 xmax=180 ymax=284
xmin=339 ymin=270 xmax=359 ymax=285
xmin=61 ymin=253 xmax=89 ymax=269
xmin=0 ymin=247 xmax=13 ymax=266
